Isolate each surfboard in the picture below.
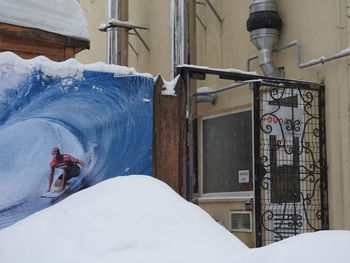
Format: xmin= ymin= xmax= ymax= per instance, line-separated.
xmin=41 ymin=190 xmax=65 ymax=199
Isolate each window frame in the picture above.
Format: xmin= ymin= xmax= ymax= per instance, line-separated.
xmin=199 ymin=108 xmax=254 ymax=198
xmin=229 ymin=211 xmax=253 ymax=232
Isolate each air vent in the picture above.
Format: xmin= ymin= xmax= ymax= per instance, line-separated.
xmin=230 ymin=211 xmax=252 ymax=232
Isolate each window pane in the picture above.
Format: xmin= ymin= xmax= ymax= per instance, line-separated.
xmin=203 ymin=110 xmax=252 ymax=193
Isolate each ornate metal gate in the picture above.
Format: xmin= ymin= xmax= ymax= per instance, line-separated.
xmin=253 ymin=80 xmax=328 ymax=247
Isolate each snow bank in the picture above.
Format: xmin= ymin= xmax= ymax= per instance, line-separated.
xmin=0 ymin=175 xmax=349 ymax=263
xmin=245 ymin=230 xmax=350 ymax=263
xmin=0 ymin=175 xmax=247 ymax=263
xmin=0 ymin=0 xmax=89 ymax=40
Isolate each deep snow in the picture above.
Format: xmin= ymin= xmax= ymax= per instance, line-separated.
xmin=0 ymin=175 xmax=248 ymax=263
xmin=0 ymin=175 xmax=349 ymax=263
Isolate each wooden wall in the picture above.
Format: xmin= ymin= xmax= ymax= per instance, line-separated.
xmin=153 ymin=76 xmax=187 ymax=198
xmin=0 ymin=23 xmax=89 ymax=61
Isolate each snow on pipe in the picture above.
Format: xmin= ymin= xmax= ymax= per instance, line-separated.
xmin=107 ymin=0 xmax=121 ymax=65
xmin=246 ymin=0 xmax=282 ymax=77
xmin=193 ymin=79 xmax=284 ymax=97
xmin=247 ymin=40 xmax=350 ymax=71
xmin=99 ymin=20 xmax=150 ymax=52
xmin=193 ymin=79 xmax=271 ymax=104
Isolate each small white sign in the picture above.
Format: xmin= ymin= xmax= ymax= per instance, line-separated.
xmin=239 ymin=170 xmax=249 ymax=183
xmin=262 ymin=105 xmax=304 ymax=137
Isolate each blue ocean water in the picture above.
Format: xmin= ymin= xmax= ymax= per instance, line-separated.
xmin=0 ymin=67 xmax=154 ymax=229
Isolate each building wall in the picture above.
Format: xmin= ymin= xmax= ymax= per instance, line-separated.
xmin=128 ymin=0 xmax=171 ymax=78
xmin=78 ymin=0 xmax=350 ymax=246
xmin=195 ymin=199 xmax=255 ymax=248
xmin=76 ymin=0 xmax=107 ymax=63
xmin=77 ymin=0 xmax=171 ymax=78
xmin=194 ymin=0 xmax=350 ymax=244
xmin=177 ymin=0 xmax=350 ymax=246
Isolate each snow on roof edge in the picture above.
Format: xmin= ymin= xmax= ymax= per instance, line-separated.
xmin=177 ymin=64 xmax=258 ymax=76
xmin=0 ymin=0 xmax=89 ymax=40
xmin=0 ymin=52 xmax=153 ymax=79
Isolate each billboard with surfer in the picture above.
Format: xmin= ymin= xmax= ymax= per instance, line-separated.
xmin=0 ymin=53 xmax=154 ymax=229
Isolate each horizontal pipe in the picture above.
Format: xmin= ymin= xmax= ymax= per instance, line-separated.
xmin=196 ymin=94 xmax=217 ymax=104
xmin=192 ymin=79 xmax=263 ymax=97
xmin=99 ymin=19 xmax=149 ymax=31
xmin=247 ymin=39 xmax=350 ymax=71
xmin=300 ymin=48 xmax=350 ymax=68
xmin=299 ymin=57 xmax=325 ymax=68
xmin=109 ymin=19 xmax=149 ymax=30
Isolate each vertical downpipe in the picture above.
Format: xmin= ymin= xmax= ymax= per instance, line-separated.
xmin=170 ymin=0 xmax=189 ymax=78
xmin=107 ymin=0 xmax=120 ymax=65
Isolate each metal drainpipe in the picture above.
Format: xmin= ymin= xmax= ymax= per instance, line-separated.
xmin=107 ymin=0 xmax=121 ymax=65
xmin=170 ymin=0 xmax=189 ymax=78
xmin=246 ymin=0 xmax=282 ymax=77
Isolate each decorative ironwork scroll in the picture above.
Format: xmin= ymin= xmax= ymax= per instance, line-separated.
xmin=254 ymin=81 xmax=328 ymax=247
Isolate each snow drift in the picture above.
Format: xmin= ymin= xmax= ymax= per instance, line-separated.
xmin=0 ymin=175 xmax=349 ymax=263
xmin=0 ymin=175 xmax=248 ymax=263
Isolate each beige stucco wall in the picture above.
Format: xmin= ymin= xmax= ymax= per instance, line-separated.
xmin=76 ymin=0 xmax=107 ymax=63
xmin=128 ymin=0 xmax=171 ymax=78
xmin=196 ymin=0 xmax=255 ymax=116
xmin=76 ymin=0 xmax=170 ymax=78
xmin=195 ymin=198 xmax=255 ymax=248
xmin=195 ymin=0 xmax=350 ymax=233
xmin=78 ymin=0 xmax=350 ymax=245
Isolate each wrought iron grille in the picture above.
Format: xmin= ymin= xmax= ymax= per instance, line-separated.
xmin=253 ymin=82 xmax=328 ymax=247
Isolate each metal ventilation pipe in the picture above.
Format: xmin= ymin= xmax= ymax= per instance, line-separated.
xmin=246 ymin=0 xmax=282 ymax=77
xmin=106 ymin=0 xmax=129 ymax=65
xmin=170 ymin=0 xmax=188 ymax=78
xmin=107 ymin=0 xmax=120 ymax=65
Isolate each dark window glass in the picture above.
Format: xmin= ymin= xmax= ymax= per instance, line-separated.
xmin=203 ymin=110 xmax=252 ymax=193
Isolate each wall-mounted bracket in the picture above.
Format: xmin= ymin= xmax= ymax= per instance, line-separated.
xmin=200 ymin=0 xmax=223 ymax=23
xmin=99 ymin=19 xmax=150 ymax=51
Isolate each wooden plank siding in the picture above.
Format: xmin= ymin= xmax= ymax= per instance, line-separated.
xmin=0 ymin=22 xmax=89 ymax=61
xmin=153 ymin=76 xmax=187 ymax=198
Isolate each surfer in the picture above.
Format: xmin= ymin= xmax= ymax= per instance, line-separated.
xmin=47 ymin=147 xmax=87 ymax=193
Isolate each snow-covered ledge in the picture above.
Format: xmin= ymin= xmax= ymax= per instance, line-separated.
xmin=0 ymin=0 xmax=89 ymax=40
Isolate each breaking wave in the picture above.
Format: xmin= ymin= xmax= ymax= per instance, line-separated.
xmin=0 ymin=66 xmax=154 ymax=228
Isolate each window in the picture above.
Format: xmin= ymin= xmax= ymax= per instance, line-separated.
xmin=202 ymin=109 xmax=253 ymax=195
xmin=230 ymin=211 xmax=252 ymax=232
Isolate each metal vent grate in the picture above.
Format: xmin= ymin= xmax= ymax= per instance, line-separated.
xmin=230 ymin=211 xmax=252 ymax=232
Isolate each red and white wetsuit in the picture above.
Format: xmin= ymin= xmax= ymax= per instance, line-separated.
xmin=50 ymin=154 xmax=78 ymax=174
